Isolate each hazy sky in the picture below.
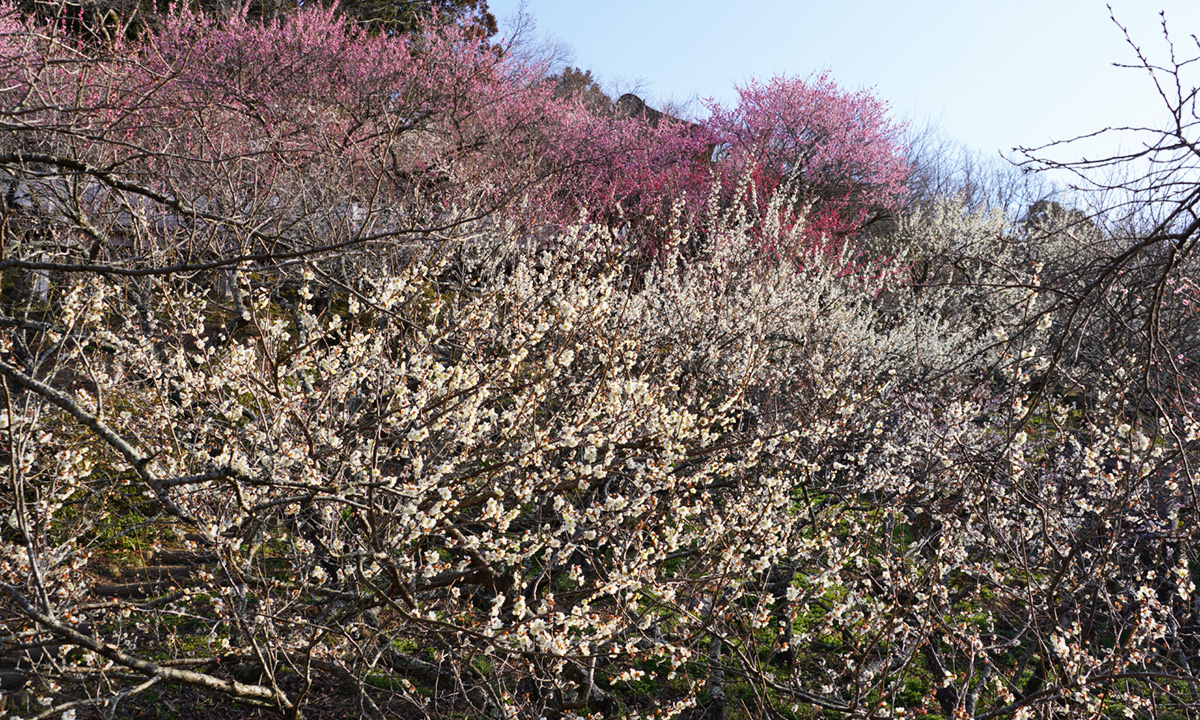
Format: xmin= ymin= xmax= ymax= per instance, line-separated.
xmin=487 ymin=1 xmax=1200 ymax=166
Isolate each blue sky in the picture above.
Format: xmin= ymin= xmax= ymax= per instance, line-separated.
xmin=487 ymin=1 xmax=1200 ymax=166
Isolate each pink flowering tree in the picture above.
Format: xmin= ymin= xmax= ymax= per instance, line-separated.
xmin=0 ymin=1 xmax=572 ymax=286
xmin=0 ymin=0 xmax=717 ymax=273
xmin=707 ymin=73 xmax=909 ymax=249
xmin=521 ymin=102 xmax=717 ymax=251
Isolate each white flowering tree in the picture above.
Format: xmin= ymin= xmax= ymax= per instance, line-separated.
xmin=3 ymin=183 xmax=1197 ymax=720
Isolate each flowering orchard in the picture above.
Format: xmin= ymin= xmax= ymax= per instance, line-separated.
xmin=1 ymin=4 xmax=1199 ymax=720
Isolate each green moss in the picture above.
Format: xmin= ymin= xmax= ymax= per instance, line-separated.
xmin=365 ymin=671 xmax=409 ymax=692
xmin=392 ymin=636 xmax=418 ymax=653
xmin=469 ymin=655 xmax=493 ymax=677
xmin=900 ymin=676 xmax=928 ymax=706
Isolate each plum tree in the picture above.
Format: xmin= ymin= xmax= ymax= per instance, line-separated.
xmin=707 ymin=72 xmax=910 ymax=246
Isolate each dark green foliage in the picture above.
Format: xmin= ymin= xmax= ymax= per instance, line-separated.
xmin=547 ymin=66 xmax=614 ymax=116
xmin=12 ymin=0 xmax=495 ymax=46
